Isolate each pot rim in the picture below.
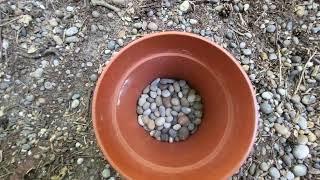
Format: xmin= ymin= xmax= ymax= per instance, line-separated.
xmin=92 ymin=31 xmax=258 ymax=179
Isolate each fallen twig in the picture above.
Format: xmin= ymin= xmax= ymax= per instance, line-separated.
xmin=16 ymin=47 xmax=59 ymax=59
xmin=0 ymin=16 xmax=21 ymax=27
xmin=293 ymin=51 xmax=317 ymax=95
xmin=91 ymin=0 xmax=120 ymax=12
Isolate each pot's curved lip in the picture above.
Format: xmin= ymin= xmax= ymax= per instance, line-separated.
xmin=92 ymin=31 xmax=258 ymax=179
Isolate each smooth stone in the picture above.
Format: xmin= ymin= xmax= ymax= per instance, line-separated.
xmin=291 ymin=94 xmax=301 ymax=103
xmin=138 ymin=115 xmax=144 ymax=126
xmin=147 ymin=22 xmax=158 ymax=31
xmin=242 ymin=49 xmax=252 ymax=56
xmin=162 ymin=97 xmax=172 ymax=108
xmin=286 ymin=171 xmax=295 ymax=180
xmin=274 ymin=123 xmax=290 ymax=137
xmin=178 ymin=115 xmax=190 ymax=126
xmin=260 ymin=101 xmax=273 ymax=114
xmin=138 ymin=97 xmax=147 ymax=106
xmin=142 ymin=102 xmax=150 ymax=110
xmin=155 ymin=117 xmax=165 ymax=126
xmin=194 ymin=118 xmax=202 ymax=125
xmin=149 ymin=91 xmax=157 ymax=98
xmin=292 ymin=164 xmax=307 ymax=176
xmin=159 ymin=106 xmax=166 ymax=117
xmin=171 ymin=98 xmax=180 ymax=106
xmin=173 ymin=124 xmax=181 ymax=130
xmin=71 ymin=99 xmax=80 ymax=109
xmin=143 ymin=109 xmax=151 ymax=116
xmin=101 ymin=168 xmax=111 ymax=178
xmin=163 ymin=123 xmax=171 ymax=129
xmin=293 ymin=145 xmax=309 ymax=159
xmin=262 ymin=91 xmax=273 ymax=100
xmin=65 ymin=27 xmax=79 ymax=36
xmin=297 ymin=116 xmax=307 ymax=130
xmin=173 ymin=82 xmax=181 ymax=92
xmin=180 ymin=97 xmax=190 ymax=107
xmin=260 ymin=162 xmax=270 ymax=171
xmin=187 ymin=94 xmax=196 ymax=103
xmin=178 ymin=127 xmax=189 ymax=140
xmin=187 ymin=123 xmax=195 ymax=131
xmin=155 ymin=96 xmax=162 ymax=106
xmin=169 ymin=129 xmax=177 ymax=138
xmin=301 ymin=95 xmax=316 ymax=105
xmin=269 ymin=167 xmax=280 ymax=179
xmin=297 ymin=134 xmax=308 ymax=145
xmin=162 ymin=90 xmax=171 ymax=97
xmin=181 ymin=107 xmax=191 ymax=114
xmin=150 ymin=103 xmax=157 ymax=111
xmin=179 ymin=80 xmax=186 ymax=87
xmin=266 ymin=24 xmax=276 ymax=33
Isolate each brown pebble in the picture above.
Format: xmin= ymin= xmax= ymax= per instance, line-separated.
xmin=162 ymin=97 xmax=172 ymax=108
xmin=147 ymin=119 xmax=155 ymax=130
xmin=178 ymin=115 xmax=190 ymax=126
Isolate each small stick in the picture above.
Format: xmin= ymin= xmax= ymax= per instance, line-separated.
xmin=91 ymin=0 xmax=120 ymax=12
xmin=0 ymin=16 xmax=21 ymax=27
xmin=293 ymin=51 xmax=317 ymax=95
xmin=277 ymin=45 xmax=282 ymax=86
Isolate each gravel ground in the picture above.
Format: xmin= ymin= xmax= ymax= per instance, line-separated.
xmin=0 ymin=0 xmax=319 ymax=179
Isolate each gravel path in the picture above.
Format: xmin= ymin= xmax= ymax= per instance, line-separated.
xmin=0 ymin=0 xmax=319 ymax=179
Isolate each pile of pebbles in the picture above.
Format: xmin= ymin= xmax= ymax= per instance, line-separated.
xmin=136 ymin=78 xmax=203 ymax=143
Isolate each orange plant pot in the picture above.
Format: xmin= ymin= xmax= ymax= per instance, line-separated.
xmin=92 ymin=32 xmax=257 ymax=179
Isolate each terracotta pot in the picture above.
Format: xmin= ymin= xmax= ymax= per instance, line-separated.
xmin=92 ymin=32 xmax=257 ymax=179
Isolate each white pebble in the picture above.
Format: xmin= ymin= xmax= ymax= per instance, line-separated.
xmin=164 ymin=123 xmax=171 ymax=128
xmin=173 ymin=124 xmax=181 ymax=130
xmin=155 ymin=117 xmax=165 ymax=126
xmin=292 ymin=145 xmax=309 ymax=159
xmin=162 ymin=90 xmax=171 ymax=97
xmin=138 ymin=97 xmax=146 ymax=106
xmin=77 ymin=158 xmax=84 ymax=164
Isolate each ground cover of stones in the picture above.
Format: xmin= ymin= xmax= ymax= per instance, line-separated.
xmin=0 ymin=0 xmax=319 ymax=179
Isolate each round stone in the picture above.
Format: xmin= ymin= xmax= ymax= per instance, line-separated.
xmin=266 ymin=24 xmax=276 ymax=33
xmin=173 ymin=124 xmax=182 ymax=130
xmin=181 ymin=107 xmax=191 ymax=114
xmin=155 ymin=117 xmax=165 ymax=126
xmin=101 ymin=168 xmax=111 ymax=178
xmin=178 ymin=115 xmax=190 ymax=126
xmin=260 ymin=162 xmax=270 ymax=171
xmin=292 ymin=145 xmax=309 ymax=159
xmin=162 ymin=90 xmax=171 ymax=97
xmin=178 ymin=127 xmax=189 ymax=140
xmin=147 ymin=22 xmax=158 ymax=31
xmin=169 ymin=129 xmax=177 ymax=138
xmin=292 ymin=164 xmax=307 ymax=176
xmin=71 ymin=99 xmax=80 ymax=109
xmin=261 ymin=91 xmax=273 ymax=100
xmin=171 ymin=98 xmax=180 ymax=106
xmin=269 ymin=167 xmax=280 ymax=179
xmin=260 ymin=101 xmax=273 ymax=114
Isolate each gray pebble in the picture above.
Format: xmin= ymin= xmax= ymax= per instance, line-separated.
xmin=142 ymin=102 xmax=150 ymax=110
xmin=242 ymin=49 xmax=252 ymax=56
xmin=181 ymin=107 xmax=191 ymax=114
xmin=71 ymin=99 xmax=80 ymax=109
xmin=143 ymin=85 xmax=150 ymax=94
xmin=261 ymin=91 xmax=273 ymax=100
xmin=159 ymin=106 xmax=166 ymax=117
xmin=286 ymin=171 xmax=295 ymax=180
xmin=173 ymin=124 xmax=181 ymax=130
xmin=92 ymin=11 xmax=100 ymax=18
xmin=155 ymin=117 xmax=165 ymax=126
xmin=143 ymin=109 xmax=152 ymax=116
xmin=173 ymin=82 xmax=181 ymax=92
xmin=260 ymin=101 xmax=273 ymax=114
xmin=292 ymin=164 xmax=307 ymax=176
xmin=169 ymin=129 xmax=177 ymax=138
xmin=65 ymin=27 xmax=79 ymax=36
xmin=150 ymin=102 xmax=157 ymax=111
xmin=160 ymin=79 xmax=175 ymax=84
xmin=178 ymin=127 xmax=189 ymax=140
xmin=297 ymin=116 xmax=307 ymax=130
xmin=239 ymin=42 xmax=246 ymax=48
xmin=301 ymin=95 xmax=316 ymax=105
xmin=179 ymin=80 xmax=186 ymax=87
xmin=269 ymin=167 xmax=280 ymax=179
xmin=65 ymin=36 xmax=79 ymax=43
xmin=138 ymin=97 xmax=147 ymax=106
xmin=149 ymin=91 xmax=157 ymax=98
xmin=163 ymin=122 xmax=171 ymax=129
xmin=151 ymin=78 xmax=160 ymax=86
xmin=293 ymin=144 xmax=309 ymax=159
xmin=187 ymin=123 xmax=195 ymax=131
xmin=171 ymin=98 xmax=180 ymax=106
xmin=107 ymin=40 xmax=116 ymax=50
xmin=90 ymin=74 xmax=98 ymax=81
xmin=147 ymin=22 xmax=158 ymax=31
xmin=269 ymin=53 xmax=277 ymax=60
xmin=260 ymin=162 xmax=270 ymax=171
xmin=21 ymin=144 xmax=31 ymax=151
xmin=101 ymin=168 xmax=111 ymax=178
xmin=187 ymin=94 xmax=196 ymax=103
xmin=266 ymin=24 xmax=276 ymax=33
xmin=162 ymin=90 xmax=171 ymax=97
xmin=137 ymin=106 xmax=143 ymax=114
